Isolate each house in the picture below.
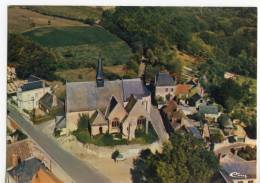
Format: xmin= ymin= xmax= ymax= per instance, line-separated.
xmin=65 ymin=55 xmax=159 ymax=141
xmin=32 ymin=168 xmax=63 ymax=183
xmin=155 ymin=72 xmax=176 ymax=102
xmin=39 ymin=92 xmax=63 ymax=114
xmin=174 ymin=84 xmax=193 ymax=99
xmin=17 ymin=75 xmax=51 ymax=111
xmin=219 ymin=153 xmax=256 ymax=183
xmin=224 ymin=72 xmax=237 ymax=80
xmin=6 ymin=140 xmax=33 ymax=170
xmin=218 ymin=114 xmax=234 ymax=135
xmin=198 ymin=104 xmax=220 ymax=121
xmin=233 ymin=124 xmax=247 ymax=142
xmin=187 ymin=93 xmax=207 ymax=108
xmin=7 ymin=157 xmax=46 ymax=183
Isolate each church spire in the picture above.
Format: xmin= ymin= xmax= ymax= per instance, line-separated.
xmin=96 ymin=53 xmax=104 ymax=87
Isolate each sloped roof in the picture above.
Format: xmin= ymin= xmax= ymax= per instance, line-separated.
xmin=189 ymin=93 xmax=202 ymax=103
xmin=21 ymin=81 xmax=45 ymax=92
xmin=162 ymin=100 xmax=178 ymax=117
xmin=32 ymin=168 xmax=63 ymax=183
xmin=27 ymin=75 xmax=41 ymax=82
xmin=6 ymin=140 xmax=32 ymax=169
xmin=199 ymin=105 xmax=218 ymax=115
xmin=8 ymin=157 xmax=46 ymax=183
xmin=105 ymin=96 xmax=127 ymax=119
xmin=39 ymin=93 xmax=56 ymax=110
xmin=90 ymin=110 xmax=107 ymax=126
xmin=156 ymin=72 xmax=175 ymax=86
xmin=220 ymin=153 xmax=256 ymax=179
xmin=125 ymin=95 xmax=138 ymax=113
xmin=122 ymin=78 xmax=150 ymax=101
xmin=175 ymin=84 xmax=193 ymax=96
xmin=66 ymin=80 xmax=124 ymax=113
xmin=218 ymin=114 xmax=233 ymax=128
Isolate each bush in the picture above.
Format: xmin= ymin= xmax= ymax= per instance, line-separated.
xmin=111 ymin=150 xmax=120 ymax=161
xmin=84 ymin=18 xmax=96 ymax=25
xmin=237 ymin=146 xmax=256 ymax=161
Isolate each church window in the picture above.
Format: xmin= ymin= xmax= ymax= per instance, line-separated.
xmin=112 ymin=118 xmax=119 ymax=128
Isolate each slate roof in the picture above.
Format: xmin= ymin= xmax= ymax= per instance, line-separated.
xmin=39 ymin=93 xmax=59 ymax=111
xmin=220 ymin=153 xmax=256 ymax=179
xmin=27 ymin=75 xmax=41 ymax=82
xmin=122 ymin=78 xmax=150 ymax=101
xmin=66 ymin=80 xmax=123 ymax=113
xmin=66 ymin=78 xmax=150 ymax=113
xmin=186 ymin=126 xmax=202 ymax=139
xmin=21 ymin=81 xmax=45 ymax=92
xmin=218 ymin=114 xmax=233 ymax=129
xmin=156 ymin=72 xmax=175 ymax=86
xmin=125 ymin=95 xmax=138 ymax=113
xmin=199 ymin=105 xmax=218 ymax=115
xmin=189 ymin=93 xmax=202 ymax=103
xmin=8 ymin=157 xmax=46 ymax=183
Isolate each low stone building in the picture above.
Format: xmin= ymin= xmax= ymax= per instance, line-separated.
xmin=65 ymin=56 xmax=159 ymax=141
xmin=218 ymin=114 xmax=234 ymax=136
xmin=39 ymin=92 xmax=63 ymax=114
xmin=17 ymin=75 xmax=51 ymax=111
xmin=198 ymin=104 xmax=220 ymax=121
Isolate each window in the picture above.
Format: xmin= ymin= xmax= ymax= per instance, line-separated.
xmin=248 ymin=181 xmax=254 ymax=183
xmin=171 ymin=88 xmax=174 ymax=92
xmin=112 ymin=118 xmax=119 ymax=128
xmin=165 ymin=88 xmax=168 ymax=92
xmin=137 ymin=116 xmax=146 ymax=128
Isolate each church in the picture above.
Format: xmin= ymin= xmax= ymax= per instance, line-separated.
xmin=65 ymin=55 xmax=157 ymax=141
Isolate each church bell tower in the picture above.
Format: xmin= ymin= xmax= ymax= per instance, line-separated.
xmin=96 ymin=54 xmax=104 ymax=87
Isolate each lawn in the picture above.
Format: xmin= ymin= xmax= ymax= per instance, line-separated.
xmin=8 ymin=6 xmax=86 ymax=33
xmin=25 ymin=6 xmax=104 ymax=22
xmin=23 ymin=26 xmax=133 ymax=66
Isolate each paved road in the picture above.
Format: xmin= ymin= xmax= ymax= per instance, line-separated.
xmin=8 ymin=104 xmax=110 ymax=183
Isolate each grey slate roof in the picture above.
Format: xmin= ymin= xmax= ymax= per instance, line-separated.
xmin=122 ymin=78 xmax=150 ymax=101
xmin=27 ymin=75 xmax=41 ymax=82
xmin=186 ymin=126 xmax=203 ymax=139
xmin=156 ymin=72 xmax=175 ymax=86
xmin=90 ymin=110 xmax=107 ymax=126
xmin=8 ymin=157 xmax=46 ymax=183
xmin=39 ymin=92 xmax=55 ymax=110
xmin=199 ymin=104 xmax=218 ymax=115
xmin=21 ymin=81 xmax=44 ymax=92
xmin=66 ymin=78 xmax=150 ymax=113
xmin=220 ymin=154 xmax=256 ymax=179
xmin=66 ymin=80 xmax=124 ymax=112
xmin=218 ymin=114 xmax=233 ymax=129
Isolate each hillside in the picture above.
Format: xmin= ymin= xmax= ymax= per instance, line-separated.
xmin=25 ymin=6 xmax=103 ymax=22
xmin=8 ymin=6 xmax=86 ymax=33
xmin=23 ymin=26 xmax=133 ymax=67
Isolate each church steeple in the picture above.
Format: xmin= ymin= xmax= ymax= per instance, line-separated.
xmin=96 ymin=54 xmax=104 ymax=87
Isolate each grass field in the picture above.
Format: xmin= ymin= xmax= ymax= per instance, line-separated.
xmin=8 ymin=6 xmax=86 ymax=33
xmin=24 ymin=26 xmax=133 ymax=66
xmin=25 ymin=6 xmax=103 ymax=22
xmin=236 ymin=75 xmax=256 ymax=95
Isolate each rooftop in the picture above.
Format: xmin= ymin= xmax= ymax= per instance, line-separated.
xmin=8 ymin=157 xmax=46 ymax=183
xmin=156 ymin=72 xmax=175 ymax=86
xmin=199 ymin=104 xmax=218 ymax=115
xmin=220 ymin=153 xmax=256 ymax=179
xmin=175 ymin=84 xmax=193 ymax=96
xmin=32 ymin=168 xmax=63 ymax=183
xmin=66 ymin=78 xmax=150 ymax=113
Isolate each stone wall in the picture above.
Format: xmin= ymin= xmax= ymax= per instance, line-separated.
xmin=64 ymin=135 xmax=162 ymax=159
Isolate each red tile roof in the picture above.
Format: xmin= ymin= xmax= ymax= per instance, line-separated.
xmin=175 ymin=84 xmax=193 ymax=96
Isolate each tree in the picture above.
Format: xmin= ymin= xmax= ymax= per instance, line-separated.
xmin=131 ymin=133 xmax=219 ymax=183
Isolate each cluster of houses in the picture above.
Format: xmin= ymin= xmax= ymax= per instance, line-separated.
xmin=8 ymin=55 xmax=255 ymax=183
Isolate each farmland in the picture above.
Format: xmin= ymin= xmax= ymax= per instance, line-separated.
xmin=25 ymin=6 xmax=104 ymax=22
xmin=23 ymin=26 xmax=133 ymax=66
xmin=8 ymin=6 xmax=86 ymax=33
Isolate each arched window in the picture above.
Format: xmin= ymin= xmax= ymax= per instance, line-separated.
xmin=112 ymin=118 xmax=119 ymax=128
xmin=137 ymin=116 xmax=146 ymax=128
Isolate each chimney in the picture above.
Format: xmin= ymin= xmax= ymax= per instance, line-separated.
xmin=12 ymin=154 xmax=18 ymax=168
xmin=52 ymin=94 xmax=58 ymax=107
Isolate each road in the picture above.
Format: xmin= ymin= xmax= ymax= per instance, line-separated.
xmin=8 ymin=104 xmax=110 ymax=183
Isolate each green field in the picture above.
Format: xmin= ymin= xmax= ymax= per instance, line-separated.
xmin=24 ymin=26 xmax=133 ymax=66
xmin=25 ymin=6 xmax=103 ymax=22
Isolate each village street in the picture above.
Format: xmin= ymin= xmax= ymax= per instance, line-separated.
xmin=7 ymin=104 xmax=110 ymax=183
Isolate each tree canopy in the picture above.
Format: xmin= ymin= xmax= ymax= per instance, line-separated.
xmin=131 ymin=133 xmax=219 ymax=183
